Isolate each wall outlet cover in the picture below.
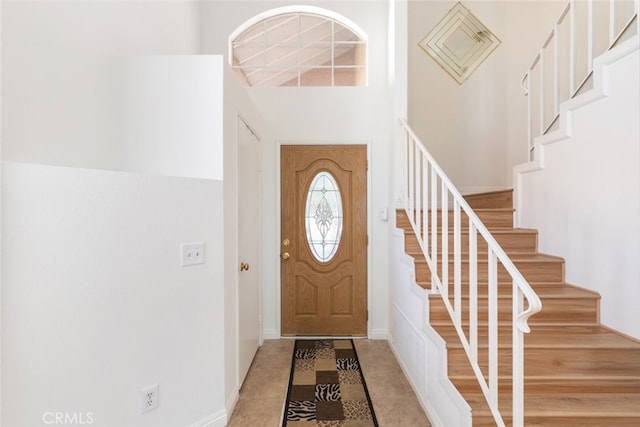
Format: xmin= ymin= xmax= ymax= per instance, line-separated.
xmin=141 ymin=384 xmax=159 ymax=413
xmin=181 ymin=242 xmax=205 ymax=266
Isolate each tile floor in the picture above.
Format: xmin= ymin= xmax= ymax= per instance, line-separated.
xmin=227 ymin=339 xmax=432 ymax=427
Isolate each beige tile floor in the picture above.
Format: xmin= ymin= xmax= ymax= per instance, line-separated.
xmin=227 ymin=339 xmax=432 ymax=427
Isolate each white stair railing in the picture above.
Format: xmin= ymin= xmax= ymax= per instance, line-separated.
xmin=399 ymin=118 xmax=542 ymax=427
xmin=522 ymin=0 xmax=639 ymax=159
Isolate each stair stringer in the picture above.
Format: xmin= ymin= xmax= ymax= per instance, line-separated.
xmin=389 ymin=227 xmax=472 ymax=427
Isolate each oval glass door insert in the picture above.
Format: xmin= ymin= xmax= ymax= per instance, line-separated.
xmin=305 ymin=171 xmax=343 ymax=262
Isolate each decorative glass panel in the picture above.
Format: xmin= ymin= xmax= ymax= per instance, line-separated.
xmin=231 ymin=11 xmax=367 ymax=87
xmin=305 ymin=171 xmax=343 ymax=263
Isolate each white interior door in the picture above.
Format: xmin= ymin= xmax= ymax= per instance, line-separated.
xmin=237 ymin=116 xmax=261 ymax=385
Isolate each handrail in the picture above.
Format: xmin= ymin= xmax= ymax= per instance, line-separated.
xmin=399 ymin=118 xmax=542 ymax=427
xmin=522 ymin=0 xmax=639 ymax=159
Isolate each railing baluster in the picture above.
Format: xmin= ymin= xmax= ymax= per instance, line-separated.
xmin=524 ymin=0 xmax=635 ymax=144
xmin=431 ymin=167 xmax=438 ymax=289
xmin=414 ymin=144 xmax=424 ymax=235
xmin=587 ymin=0 xmax=595 ymax=67
xmin=488 ymin=249 xmax=499 ymax=409
xmin=512 ymin=284 xmax=525 ymax=427
xmin=453 ymin=200 xmax=462 ymax=325
xmin=469 ymin=223 xmax=478 ymax=363
xmin=415 ymin=142 xmax=420 ymax=224
xmin=408 ymin=134 xmax=414 ymax=218
xmin=398 ymin=118 xmax=542 ymax=427
xmin=441 ymin=184 xmax=449 ymax=299
xmin=570 ymin=0 xmax=576 ymax=94
xmin=539 ymin=47 xmax=545 ymax=136
xmin=553 ymin=23 xmax=560 ymax=119
xmin=609 ymin=0 xmax=615 ymax=47
xmin=587 ymin=0 xmax=594 ymax=73
xmin=637 ymin=0 xmax=640 ymax=35
xmin=423 ymin=158 xmax=429 ymax=261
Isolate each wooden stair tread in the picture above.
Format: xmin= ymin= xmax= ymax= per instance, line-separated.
xmin=417 ymin=280 xmax=594 ymax=289
xmin=412 ymin=227 xmax=538 ymax=235
xmin=400 ymin=227 xmax=538 ymax=240
xmin=434 ymin=325 xmax=640 ymax=349
xmin=397 ymin=207 xmax=514 ymax=213
xmin=411 ymin=252 xmax=564 ymax=263
xmin=432 ymin=283 xmax=599 ymax=298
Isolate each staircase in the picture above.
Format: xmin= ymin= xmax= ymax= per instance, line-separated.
xmin=396 ymin=189 xmax=640 ymax=426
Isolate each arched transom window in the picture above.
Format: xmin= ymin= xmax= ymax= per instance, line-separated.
xmin=230 ymin=8 xmax=367 ymax=87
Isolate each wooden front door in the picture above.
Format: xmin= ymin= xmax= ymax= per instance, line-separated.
xmin=281 ymin=145 xmax=367 ymax=336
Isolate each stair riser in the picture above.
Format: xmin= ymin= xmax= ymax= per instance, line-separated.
xmin=415 ymin=260 xmax=564 ymax=283
xmin=404 ymin=232 xmax=538 ymax=255
xmin=463 ymin=190 xmax=513 ymax=209
xmin=448 ymin=348 xmax=640 ymax=374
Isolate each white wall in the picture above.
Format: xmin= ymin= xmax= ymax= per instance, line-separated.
xmin=2 ymin=2 xmax=235 ymax=424
xmin=392 ymin=0 xmax=408 ymax=206
xmin=117 ymin=55 xmax=223 ymax=180
xmin=407 ymin=0 xmax=565 ymax=193
xmin=1 ymin=0 xmax=200 ymax=170
xmin=516 ymin=41 xmax=640 ymax=339
xmin=201 ymin=0 xmax=393 ymax=341
xmin=1 ymin=162 xmax=225 ymax=427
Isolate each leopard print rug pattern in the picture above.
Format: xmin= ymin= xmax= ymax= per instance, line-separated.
xmin=282 ymin=339 xmax=378 ymax=426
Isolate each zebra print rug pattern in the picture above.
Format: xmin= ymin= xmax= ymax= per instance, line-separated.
xmin=282 ymin=339 xmax=378 ymax=426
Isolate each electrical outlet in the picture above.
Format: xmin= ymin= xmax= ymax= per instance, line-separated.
xmin=140 ymin=384 xmax=159 ymax=413
xmin=180 ymin=242 xmax=205 ymax=266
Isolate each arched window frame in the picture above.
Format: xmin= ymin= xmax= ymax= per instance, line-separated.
xmin=229 ymin=6 xmax=368 ymax=87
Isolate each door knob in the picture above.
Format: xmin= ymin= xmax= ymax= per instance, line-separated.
xmin=240 ymin=262 xmax=250 ymax=271
xmin=281 ymin=252 xmax=291 ymax=260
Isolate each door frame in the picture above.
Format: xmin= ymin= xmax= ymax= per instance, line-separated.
xmin=275 ymin=140 xmax=373 ymax=337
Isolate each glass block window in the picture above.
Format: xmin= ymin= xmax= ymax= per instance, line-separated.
xmin=305 ymin=171 xmax=343 ymax=263
xmin=230 ymin=9 xmax=367 ymax=87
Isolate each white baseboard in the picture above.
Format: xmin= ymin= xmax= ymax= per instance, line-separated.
xmin=189 ymin=409 xmax=227 ymax=427
xmin=262 ymin=328 xmax=280 ymax=340
xmin=368 ymin=328 xmax=388 ymax=340
xmin=225 ymin=388 xmax=239 ymax=421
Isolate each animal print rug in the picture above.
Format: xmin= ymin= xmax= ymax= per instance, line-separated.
xmin=282 ymin=339 xmax=378 ymax=426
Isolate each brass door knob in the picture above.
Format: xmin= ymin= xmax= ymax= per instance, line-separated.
xmin=240 ymin=262 xmax=250 ymax=271
xmin=281 ymin=252 xmax=291 ymax=260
